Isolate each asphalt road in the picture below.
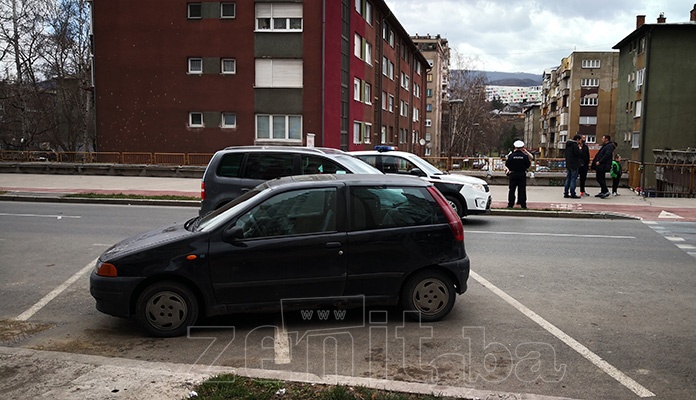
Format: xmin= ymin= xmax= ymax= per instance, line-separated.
xmin=1 ymin=202 xmax=695 ymax=399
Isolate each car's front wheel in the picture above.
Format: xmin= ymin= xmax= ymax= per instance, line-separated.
xmin=135 ymin=281 xmax=199 ymax=337
xmin=445 ymin=195 xmax=465 ymax=218
xmin=401 ymin=270 xmax=456 ymax=322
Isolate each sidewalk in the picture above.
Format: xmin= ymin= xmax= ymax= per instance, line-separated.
xmin=1 ymin=173 xmax=695 ymax=221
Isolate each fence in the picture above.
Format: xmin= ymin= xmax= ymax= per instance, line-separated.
xmin=627 ymin=160 xmax=695 ymax=198
xmin=0 ymin=150 xmax=214 ymax=166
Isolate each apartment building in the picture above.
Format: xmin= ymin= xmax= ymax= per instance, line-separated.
xmin=90 ymin=0 xmax=428 ymax=154
xmin=539 ymin=52 xmax=618 ymax=158
xmin=411 ymin=34 xmax=450 ymax=157
xmin=523 ymin=104 xmax=541 ymax=155
xmin=612 ymin=9 xmax=696 ymax=164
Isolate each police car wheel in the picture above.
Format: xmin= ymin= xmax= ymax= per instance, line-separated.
xmin=402 ymin=270 xmax=456 ymax=322
xmin=445 ymin=195 xmax=465 ymax=218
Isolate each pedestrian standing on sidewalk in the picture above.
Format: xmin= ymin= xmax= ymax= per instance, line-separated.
xmin=591 ymin=135 xmax=614 ymax=198
xmin=563 ymin=134 xmax=582 ymax=198
xmin=578 ymin=135 xmax=591 ymax=196
xmin=611 ymin=154 xmax=623 ymax=196
xmin=505 ymin=140 xmax=532 ymax=209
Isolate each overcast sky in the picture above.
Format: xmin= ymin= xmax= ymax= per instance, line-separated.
xmin=385 ymin=0 xmax=694 ymax=75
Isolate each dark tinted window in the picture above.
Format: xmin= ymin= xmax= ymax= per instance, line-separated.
xmin=301 ymin=155 xmax=348 ymax=175
xmin=243 ymin=153 xmax=295 ymax=180
xmin=235 ymin=188 xmax=337 ymax=238
xmin=350 ymin=186 xmax=445 ymax=231
xmin=382 ymin=155 xmax=417 ymax=174
xmin=188 ymin=3 xmax=202 ymax=18
xmin=217 ymin=153 xmax=244 ymax=177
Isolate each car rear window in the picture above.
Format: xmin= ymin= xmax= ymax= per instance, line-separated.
xmin=217 ymin=153 xmax=244 ymax=178
xmin=349 ymin=186 xmax=446 ymax=231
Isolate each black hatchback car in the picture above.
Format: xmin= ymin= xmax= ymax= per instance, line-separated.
xmin=90 ymin=174 xmax=470 ymax=337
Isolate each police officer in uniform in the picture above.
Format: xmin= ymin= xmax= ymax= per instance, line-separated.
xmin=505 ymin=140 xmax=532 ymax=209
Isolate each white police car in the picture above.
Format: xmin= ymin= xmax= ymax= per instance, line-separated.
xmin=350 ymin=147 xmax=491 ymax=218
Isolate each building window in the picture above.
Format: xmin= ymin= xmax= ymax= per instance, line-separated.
xmin=580 ymin=78 xmax=599 ymax=87
xmin=388 ymin=95 xmax=394 ymax=113
xmin=632 ymin=131 xmax=640 ymax=148
xmin=354 ymin=34 xmax=362 ymax=58
xmin=412 ymin=107 xmax=419 ymax=122
xmin=188 ymin=3 xmax=202 ymax=19
xmin=580 ymin=97 xmax=598 ymax=106
xmin=188 ymin=58 xmax=203 ymax=74
xmin=365 ymin=2 xmax=373 ymax=25
xmin=382 ymin=57 xmax=394 ymax=79
xmin=382 ymin=22 xmax=394 ymax=46
xmin=579 ymin=116 xmax=597 ymax=125
xmin=353 ymin=121 xmax=363 ymax=144
xmin=426 ymin=103 xmax=432 ymax=112
xmin=255 ymin=3 xmax=303 ymax=32
xmin=581 ymin=59 xmax=600 ymax=69
xmin=585 ymin=135 xmax=596 ymax=144
xmin=426 ymin=88 xmax=433 ymax=97
xmin=400 ymin=101 xmax=408 ymax=117
xmin=400 ymin=72 xmax=410 ymax=90
xmin=364 ymin=42 xmax=372 ymax=65
xmin=221 ymin=58 xmax=236 ymax=74
xmin=425 ymin=119 xmax=432 ymax=127
xmin=221 ymin=112 xmax=237 ymax=128
xmin=634 ymin=100 xmax=642 ymax=118
xmin=364 ymin=122 xmax=372 ymax=144
xmin=399 ymin=128 xmax=407 ymax=144
xmin=427 ymin=73 xmax=433 ymax=82
xmin=255 ymin=59 xmax=302 ymax=87
xmin=256 ymin=115 xmax=302 ymax=140
xmin=353 ymin=78 xmax=361 ymax=101
xmin=220 ymin=3 xmax=236 ymax=18
xmin=636 ymin=68 xmax=645 ymax=91
xmin=364 ymin=82 xmax=372 ymax=105
xmin=189 ymin=112 xmax=203 ymax=127
xmin=354 ymin=0 xmax=361 ymax=14
xmin=381 ymin=125 xmax=387 ymax=143
xmin=381 ymin=91 xmax=387 ymax=110
xmin=415 ymin=63 xmax=422 ymax=75
xmin=413 ymin=83 xmax=420 ymax=98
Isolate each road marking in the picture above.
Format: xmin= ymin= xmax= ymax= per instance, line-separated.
xmin=658 ymin=211 xmax=683 ymax=219
xmin=0 ymin=212 xmax=81 ymax=219
xmin=16 ymin=257 xmax=97 ymax=321
xmin=665 ymin=236 xmax=685 ymax=242
xmin=676 ymin=244 xmax=696 ymax=250
xmin=467 ymin=230 xmax=635 ymax=239
xmin=470 ymin=270 xmax=655 ymax=398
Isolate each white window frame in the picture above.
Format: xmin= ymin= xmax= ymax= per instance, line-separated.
xmin=381 ymin=125 xmax=387 ymax=143
xmin=255 ymin=59 xmax=303 ymax=88
xmin=401 ymin=72 xmax=410 ymax=90
xmin=189 ymin=112 xmax=203 ymax=127
xmin=188 ymin=58 xmax=203 ymax=74
xmin=425 ymin=119 xmax=432 ymax=127
xmin=412 ymin=107 xmax=419 ymax=122
xmin=364 ymin=42 xmax=372 ymax=65
xmin=256 ymin=114 xmax=303 ymax=141
xmin=188 ymin=3 xmax=202 ymax=19
xmin=364 ymin=122 xmax=372 ymax=144
xmin=400 ymin=100 xmax=408 ymax=117
xmin=581 ymin=59 xmax=600 ymax=68
xmin=365 ymin=2 xmax=373 ymax=25
xmin=221 ymin=112 xmax=237 ymax=128
xmin=353 ymin=121 xmax=363 ymax=144
xmin=354 ymin=34 xmax=362 ymax=58
xmin=388 ymin=94 xmax=394 ymax=113
xmin=364 ymin=82 xmax=372 ymax=105
xmin=580 ymin=97 xmax=598 ymax=106
xmin=581 ymin=78 xmax=599 ymax=87
xmin=353 ymin=78 xmax=361 ymax=101
xmin=221 ymin=58 xmax=236 ymax=74
xmin=354 ymin=0 xmax=362 ymax=14
xmin=632 ymin=131 xmax=640 ymax=148
xmin=381 ymin=91 xmax=387 ymax=110
xmin=634 ymin=100 xmax=642 ymax=118
xmin=220 ymin=3 xmax=236 ymax=18
xmin=579 ymin=116 xmax=597 ymax=125
xmin=255 ymin=3 xmax=303 ymax=32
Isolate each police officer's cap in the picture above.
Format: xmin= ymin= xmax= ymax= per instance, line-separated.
xmin=513 ymin=140 xmax=525 ymax=148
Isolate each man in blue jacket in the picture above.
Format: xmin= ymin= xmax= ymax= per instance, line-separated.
xmin=591 ymin=135 xmax=615 ymax=198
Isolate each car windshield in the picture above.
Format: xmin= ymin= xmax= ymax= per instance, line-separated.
xmin=194 ymin=186 xmax=267 ymax=232
xmin=401 ymin=153 xmax=446 ymax=176
xmin=334 ymin=154 xmax=384 ymax=174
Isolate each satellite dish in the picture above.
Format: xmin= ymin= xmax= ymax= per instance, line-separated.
xmin=419 ymin=138 xmax=426 ymax=146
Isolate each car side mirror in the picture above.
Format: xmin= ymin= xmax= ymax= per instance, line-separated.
xmin=409 ymin=168 xmax=426 ymax=177
xmin=222 ymin=225 xmax=244 ymax=243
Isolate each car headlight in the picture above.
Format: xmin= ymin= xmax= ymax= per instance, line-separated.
xmin=466 ymin=183 xmax=487 ymax=193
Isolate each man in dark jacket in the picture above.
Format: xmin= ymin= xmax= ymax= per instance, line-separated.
xmin=578 ymin=135 xmax=591 ymax=196
xmin=563 ymin=134 xmax=582 ymax=198
xmin=505 ymin=140 xmax=532 ymax=208
xmin=592 ymin=135 xmax=614 ymax=198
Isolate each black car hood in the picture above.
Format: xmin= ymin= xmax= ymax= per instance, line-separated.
xmin=101 ymin=222 xmax=198 ymax=261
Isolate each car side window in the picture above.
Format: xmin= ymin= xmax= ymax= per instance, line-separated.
xmin=235 ymin=188 xmax=337 ymax=239
xmin=350 ymin=186 xmax=444 ymax=231
xmin=382 ymin=155 xmax=417 ymax=174
xmin=243 ymin=153 xmax=295 ymax=180
xmin=301 ymin=155 xmax=348 ymax=175
xmin=217 ymin=153 xmax=244 ymax=178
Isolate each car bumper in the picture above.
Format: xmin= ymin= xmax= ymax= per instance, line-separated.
xmin=90 ymin=271 xmax=144 ymax=318
xmin=441 ymin=255 xmax=470 ymax=294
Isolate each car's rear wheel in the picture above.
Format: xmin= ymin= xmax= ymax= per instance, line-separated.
xmin=445 ymin=195 xmax=465 ymax=218
xmin=401 ymin=270 xmax=456 ymax=322
xmin=135 ymin=281 xmax=198 ymax=337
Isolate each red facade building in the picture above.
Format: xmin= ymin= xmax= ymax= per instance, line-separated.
xmin=90 ymin=0 xmax=429 ymax=154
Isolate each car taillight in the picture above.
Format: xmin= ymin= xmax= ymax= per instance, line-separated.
xmin=200 ymin=181 xmax=205 ymax=200
xmin=427 ymin=187 xmax=464 ymax=242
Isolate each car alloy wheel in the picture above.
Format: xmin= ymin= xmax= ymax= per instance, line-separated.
xmin=136 ymin=281 xmax=198 ymax=337
xmin=445 ymin=195 xmax=464 ymax=218
xmin=402 ymin=270 xmax=456 ymax=322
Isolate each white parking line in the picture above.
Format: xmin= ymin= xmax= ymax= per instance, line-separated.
xmin=470 ymin=270 xmax=655 ymax=398
xmin=16 ymin=257 xmax=97 ymax=321
xmin=467 ymin=230 xmax=635 ymax=239
xmin=274 ymin=326 xmax=291 ymax=364
xmin=0 ymin=212 xmax=81 ymax=219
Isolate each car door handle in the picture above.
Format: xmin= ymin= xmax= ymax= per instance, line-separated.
xmin=325 ymin=242 xmax=342 ymax=249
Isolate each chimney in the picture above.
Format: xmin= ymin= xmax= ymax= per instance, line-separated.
xmin=636 ymin=15 xmax=646 ymax=28
xmin=657 ymin=12 xmax=666 ymax=23
xmin=691 ymin=4 xmax=696 ymax=22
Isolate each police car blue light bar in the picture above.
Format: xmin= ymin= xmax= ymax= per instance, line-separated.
xmin=374 ymin=145 xmax=398 ymax=152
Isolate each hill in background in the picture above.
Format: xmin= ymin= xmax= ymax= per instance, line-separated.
xmin=475 ymin=71 xmax=543 ymax=87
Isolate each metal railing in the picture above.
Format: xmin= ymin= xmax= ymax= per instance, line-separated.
xmin=627 ymin=160 xmax=695 ymax=198
xmin=0 ymin=150 xmax=214 ymax=166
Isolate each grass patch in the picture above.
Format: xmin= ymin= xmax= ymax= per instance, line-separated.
xmin=65 ymin=192 xmax=199 ymax=201
xmin=191 ymin=374 xmax=449 ymax=400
